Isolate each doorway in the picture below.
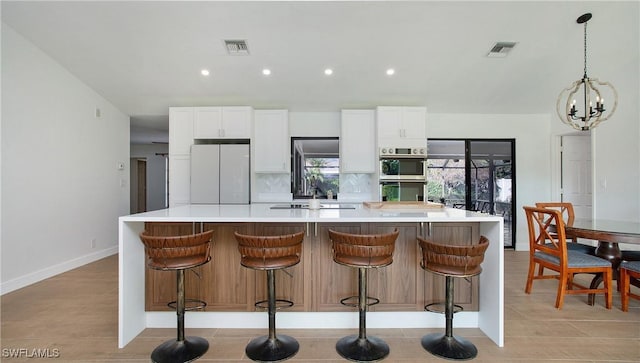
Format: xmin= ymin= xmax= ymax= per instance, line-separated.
xmin=426 ymin=139 xmax=516 ymax=248
xmin=130 ymin=158 xmax=147 ymax=213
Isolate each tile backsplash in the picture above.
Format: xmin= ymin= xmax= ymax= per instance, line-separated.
xmin=255 ymin=174 xmax=290 ymax=193
xmin=339 ymin=173 xmax=373 ymax=193
xmin=255 ymin=173 xmax=376 ymax=202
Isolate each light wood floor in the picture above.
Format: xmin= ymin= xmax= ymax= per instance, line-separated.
xmin=1 ymin=250 xmax=639 ymax=362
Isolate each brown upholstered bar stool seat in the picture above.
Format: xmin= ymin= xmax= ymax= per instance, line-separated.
xmin=328 ymin=229 xmax=399 ymax=362
xmin=418 ymin=236 xmax=489 ymax=361
xmin=139 ymin=229 xmax=214 ymax=363
xmin=234 ymin=231 xmax=304 ymax=362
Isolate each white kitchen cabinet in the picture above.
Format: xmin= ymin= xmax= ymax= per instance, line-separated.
xmin=193 ymin=106 xmax=252 ymax=139
xmin=169 ymin=107 xmax=193 ymax=207
xmin=168 ymin=155 xmax=191 ymax=206
xmin=253 ymin=110 xmax=289 ymax=173
xmin=222 ymin=107 xmax=252 ymax=138
xmin=341 ymin=109 xmax=376 ymax=173
xmin=169 ymin=107 xmax=194 ymax=155
xmin=193 ymin=107 xmax=222 ymax=139
xmin=377 ymin=106 xmax=426 ymax=140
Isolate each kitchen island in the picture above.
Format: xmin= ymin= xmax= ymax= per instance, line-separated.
xmin=118 ymin=204 xmax=503 ymax=348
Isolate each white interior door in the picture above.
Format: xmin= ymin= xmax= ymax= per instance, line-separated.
xmin=561 ymin=135 xmax=592 ymax=218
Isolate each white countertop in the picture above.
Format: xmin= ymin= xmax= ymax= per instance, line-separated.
xmin=120 ymin=203 xmax=503 ymax=223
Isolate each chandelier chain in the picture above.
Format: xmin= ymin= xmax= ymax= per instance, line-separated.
xmin=583 ymin=21 xmax=588 ymax=77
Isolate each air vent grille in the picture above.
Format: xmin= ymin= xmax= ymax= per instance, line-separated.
xmin=487 ymin=42 xmax=517 ymax=58
xmin=224 ymin=40 xmax=249 ymax=55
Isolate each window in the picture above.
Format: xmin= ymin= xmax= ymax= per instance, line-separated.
xmin=292 ymin=138 xmax=339 ymax=199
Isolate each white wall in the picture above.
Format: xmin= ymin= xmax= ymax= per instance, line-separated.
xmin=590 ymin=56 xmax=640 ymax=222
xmin=1 ymin=24 xmax=130 ymax=294
xmin=130 ymin=144 xmax=168 ymax=212
xmin=427 ymin=113 xmax=552 ymax=250
xmin=589 ymin=4 xmax=640 ymax=223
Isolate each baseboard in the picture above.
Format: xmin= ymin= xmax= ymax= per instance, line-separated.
xmin=145 ymin=311 xmax=480 ymax=329
xmin=0 ymin=246 xmax=118 ymax=295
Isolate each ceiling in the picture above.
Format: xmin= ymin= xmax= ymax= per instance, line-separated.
xmin=2 ymin=1 xmax=638 ymax=144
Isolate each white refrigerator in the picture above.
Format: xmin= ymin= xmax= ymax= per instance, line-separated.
xmin=190 ymin=144 xmax=250 ymax=204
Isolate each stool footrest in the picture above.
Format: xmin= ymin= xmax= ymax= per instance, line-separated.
xmin=254 ymin=298 xmax=294 ymax=311
xmin=340 ymin=295 xmax=380 ymax=308
xmin=167 ymin=298 xmax=207 ymax=312
xmin=424 ymin=302 xmax=463 ymax=314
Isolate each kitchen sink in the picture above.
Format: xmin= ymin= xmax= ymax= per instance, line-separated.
xmin=270 ymin=203 xmax=356 ymax=210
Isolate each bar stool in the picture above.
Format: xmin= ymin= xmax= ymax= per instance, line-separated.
xmin=234 ymin=231 xmax=305 ymax=362
xmin=328 ymin=229 xmax=399 ymax=362
xmin=139 ymin=229 xmax=214 ymax=363
xmin=417 ymin=236 xmax=489 ymax=361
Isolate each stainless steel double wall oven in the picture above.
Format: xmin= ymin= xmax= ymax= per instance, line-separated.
xmin=379 ymin=144 xmax=427 ymax=201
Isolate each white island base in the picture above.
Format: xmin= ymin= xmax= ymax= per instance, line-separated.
xmin=119 ymin=204 xmax=504 ymax=348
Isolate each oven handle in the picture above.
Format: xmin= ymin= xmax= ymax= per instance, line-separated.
xmin=379 ymin=180 xmax=427 ymax=185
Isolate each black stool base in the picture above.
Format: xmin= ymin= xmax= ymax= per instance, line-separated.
xmin=151 ymin=336 xmax=209 ymax=363
xmin=245 ymin=334 xmax=299 ymax=362
xmin=336 ymin=335 xmax=390 ymax=362
xmin=421 ymin=333 xmax=477 ymax=360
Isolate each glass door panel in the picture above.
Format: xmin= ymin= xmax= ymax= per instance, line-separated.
xmin=468 ymin=158 xmax=491 ymax=213
xmin=426 ymin=140 xmax=466 ymax=206
xmin=427 ymin=139 xmax=515 ymax=248
xmin=468 ymin=140 xmax=514 ymax=247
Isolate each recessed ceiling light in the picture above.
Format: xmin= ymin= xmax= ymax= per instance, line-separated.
xmin=262 ymin=68 xmax=271 ymax=76
xmin=324 ymin=68 xmax=333 ymax=76
xmin=386 ymin=68 xmax=395 ymax=76
xmin=201 ymin=69 xmax=210 ymax=76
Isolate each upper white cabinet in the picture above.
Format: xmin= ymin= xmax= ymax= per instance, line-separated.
xmin=341 ymin=109 xmax=376 ymax=173
xmin=169 ymin=107 xmax=195 ymax=155
xmin=193 ymin=107 xmax=221 ymax=139
xmin=377 ymin=106 xmax=426 ymax=140
xmin=222 ymin=107 xmax=252 ymax=138
xmin=253 ymin=109 xmax=289 ymax=173
xmin=193 ymin=106 xmax=252 ymax=139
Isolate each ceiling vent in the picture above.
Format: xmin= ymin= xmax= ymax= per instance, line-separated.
xmin=487 ymin=42 xmax=517 ymax=58
xmin=224 ymin=40 xmax=250 ymax=55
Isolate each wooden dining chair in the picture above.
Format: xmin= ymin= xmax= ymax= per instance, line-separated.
xmin=619 ymin=260 xmax=640 ymax=312
xmin=535 ymin=202 xmax=596 ymax=254
xmin=523 ymin=206 xmax=613 ymax=309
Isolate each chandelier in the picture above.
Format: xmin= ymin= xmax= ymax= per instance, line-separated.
xmin=556 ymin=13 xmax=618 ymax=131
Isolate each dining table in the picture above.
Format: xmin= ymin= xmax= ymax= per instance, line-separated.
xmin=564 ymin=218 xmax=640 ymax=305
